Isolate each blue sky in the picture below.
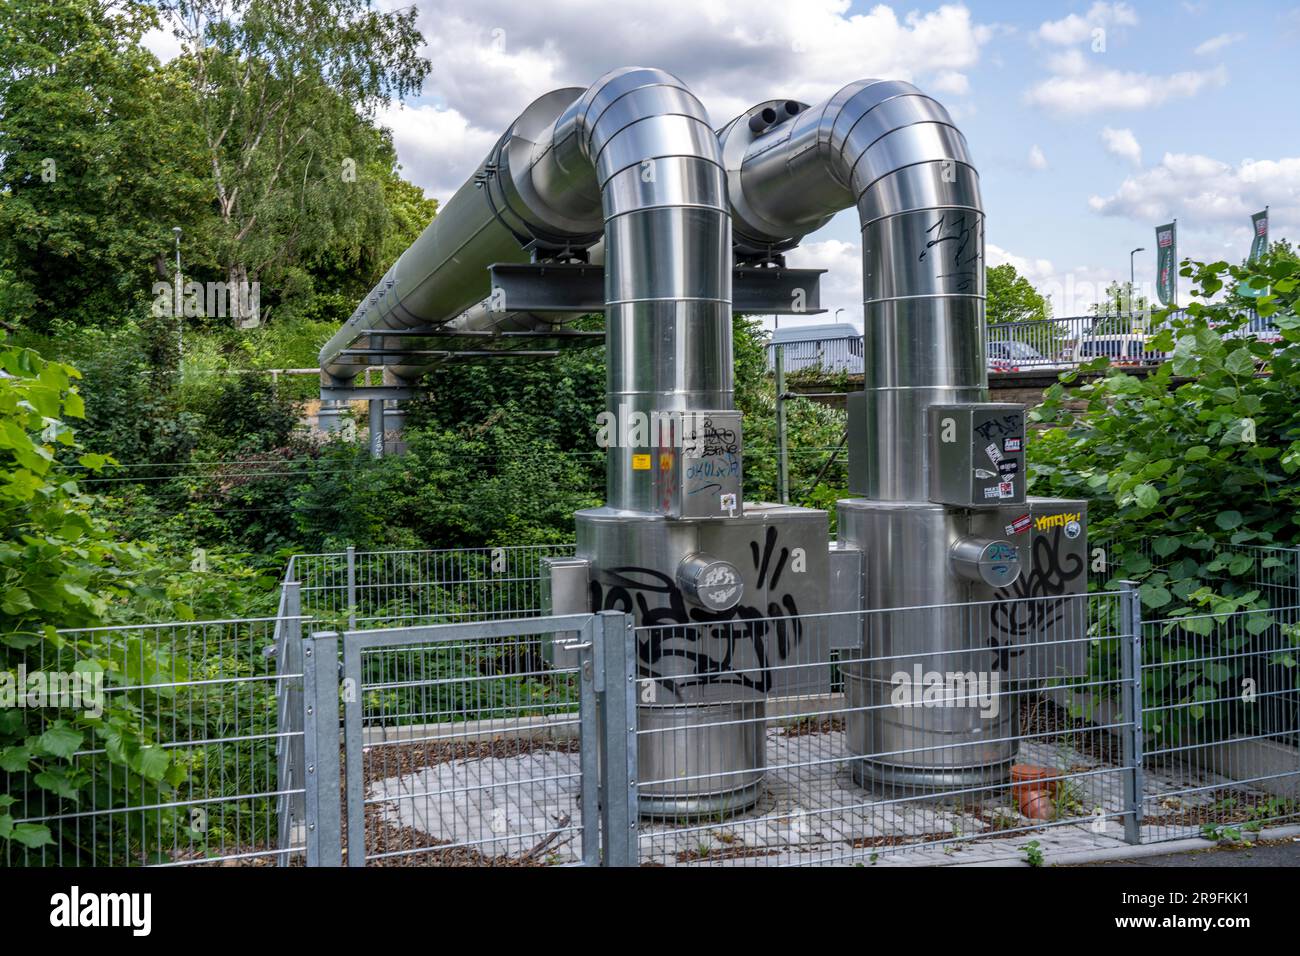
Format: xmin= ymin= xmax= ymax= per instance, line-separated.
xmin=147 ymin=1 xmax=1300 ymax=325
xmin=950 ymin=1 xmax=1298 ymax=318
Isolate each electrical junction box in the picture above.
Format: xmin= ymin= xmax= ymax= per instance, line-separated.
xmin=965 ymin=497 xmax=1089 ymax=680
xmin=652 ymin=410 xmax=743 ymax=519
xmin=540 ymin=557 xmax=590 ymax=668
xmin=927 ymin=403 xmax=1026 ymax=508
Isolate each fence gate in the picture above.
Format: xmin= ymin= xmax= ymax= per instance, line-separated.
xmin=306 ymin=613 xmax=612 ymax=867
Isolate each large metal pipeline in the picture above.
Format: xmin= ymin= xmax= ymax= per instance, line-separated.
xmin=319 ymin=84 xmax=598 ymax=384
xmin=721 ymin=80 xmax=1087 ymax=791
xmin=327 ymin=70 xmax=1085 ymax=813
xmin=719 ymin=78 xmax=986 ymax=490
xmin=321 ymin=68 xmax=733 ymax=493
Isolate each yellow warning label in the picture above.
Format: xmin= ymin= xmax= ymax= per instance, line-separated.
xmin=632 ymin=454 xmax=651 ymax=470
xmin=658 ymin=453 xmax=674 ymax=471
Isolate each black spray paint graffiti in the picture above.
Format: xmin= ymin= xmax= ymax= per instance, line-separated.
xmin=973 ymin=412 xmax=1023 ymax=443
xmin=985 ymin=528 xmax=1085 ymax=673
xmin=588 ymin=526 xmax=801 ymax=695
xmin=919 ymin=211 xmax=983 ymax=294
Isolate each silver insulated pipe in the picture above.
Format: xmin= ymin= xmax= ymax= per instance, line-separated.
xmin=719 ymin=78 xmax=986 ymax=494
xmin=320 ymin=68 xmax=732 ymax=514
xmin=721 ymin=81 xmax=1008 ymax=791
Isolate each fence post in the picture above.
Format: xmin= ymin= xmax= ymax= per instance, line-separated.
xmin=346 ymin=545 xmax=357 ymax=631
xmin=283 ymin=579 xmax=306 ymax=835
xmin=596 ymin=610 xmax=638 ymax=867
xmin=302 ymin=630 xmax=343 ymax=866
xmin=1119 ymin=581 xmax=1145 ymax=845
xmin=774 ymin=343 xmax=789 ymax=505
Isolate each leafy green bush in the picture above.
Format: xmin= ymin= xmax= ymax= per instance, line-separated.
xmin=1029 ymin=251 xmax=1300 ymax=742
xmin=0 ymin=347 xmax=184 ymax=855
xmin=0 ymin=346 xmax=287 ymax=861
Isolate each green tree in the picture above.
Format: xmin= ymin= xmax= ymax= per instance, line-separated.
xmin=0 ymin=0 xmax=210 ymax=329
xmin=164 ymin=0 xmax=431 ymax=326
xmin=986 ymin=263 xmax=1051 ymax=325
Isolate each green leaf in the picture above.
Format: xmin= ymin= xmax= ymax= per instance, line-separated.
xmin=1134 ymin=483 xmax=1159 ymax=509
xmin=1152 ymin=536 xmax=1181 ymax=557
xmin=1245 ymin=614 xmax=1276 ymax=635
xmin=1215 ymin=510 xmax=1243 ymax=530
xmin=1203 ymin=662 xmax=1233 ymax=684
xmin=37 ymin=725 xmax=82 ymax=760
xmin=8 ymin=823 xmax=54 ymax=849
xmin=1224 ymin=349 xmax=1257 ymax=376
xmin=0 ymin=746 xmax=32 ymax=773
xmin=1139 ymin=584 xmax=1172 ymax=609
xmin=136 ymin=745 xmax=170 ymax=783
xmin=34 ymin=770 xmax=79 ymax=801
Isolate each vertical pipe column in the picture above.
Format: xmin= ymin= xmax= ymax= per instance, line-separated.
xmin=547 ymin=68 xmax=732 ymax=512
xmin=368 ymin=398 xmax=384 ymax=459
xmin=846 ymin=90 xmax=986 ymax=498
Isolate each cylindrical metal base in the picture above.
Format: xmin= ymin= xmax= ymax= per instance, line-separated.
xmin=851 ymin=755 xmax=1014 ymax=793
xmin=843 ymin=670 xmax=1017 ymax=792
xmin=636 ymin=699 xmax=766 ymax=820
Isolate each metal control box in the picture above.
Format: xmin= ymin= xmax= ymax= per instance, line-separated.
xmin=652 ymin=410 xmax=743 ymax=519
xmin=540 ymin=556 xmax=590 ymax=668
xmin=927 ymin=403 xmax=1026 ymax=508
xmin=827 ymin=542 xmax=864 ymax=649
xmin=965 ymin=497 xmax=1089 ymax=679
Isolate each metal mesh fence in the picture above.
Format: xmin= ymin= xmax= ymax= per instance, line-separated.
xmin=629 ymin=593 xmax=1138 ymax=865
xmin=4 ymin=615 xmax=303 ymax=867
xmin=1139 ymin=600 xmax=1300 ymax=842
xmin=10 ymin=541 xmax=1296 ymax=868
xmin=340 ymin=619 xmax=595 ymax=866
xmin=293 ymin=544 xmax=575 ymax=628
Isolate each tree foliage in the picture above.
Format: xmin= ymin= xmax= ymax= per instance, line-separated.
xmin=1029 ymin=251 xmax=1300 ymax=741
xmin=0 ymin=347 xmax=175 ymax=853
xmin=164 ymin=0 xmax=431 ymax=325
xmin=0 ymin=0 xmax=210 ymax=327
xmin=987 ymin=262 xmax=1051 ymax=325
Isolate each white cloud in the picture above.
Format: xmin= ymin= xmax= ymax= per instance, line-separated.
xmin=1194 ymin=32 xmax=1244 ymax=56
xmin=142 ymin=24 xmax=183 ymax=63
xmin=1087 ymin=151 xmax=1297 ymax=272
xmin=1036 ymin=2 xmax=1138 ymax=45
xmin=1088 ymin=152 xmax=1300 ymax=231
xmin=987 ymin=243 xmax=1055 ymax=282
xmin=785 ymin=237 xmax=862 ymax=329
xmin=375 ymin=103 xmax=498 ymax=201
xmin=929 ymin=70 xmax=970 ymax=96
xmin=373 ymin=0 xmax=993 ymax=199
xmin=1025 ymin=50 xmax=1226 ymax=114
xmin=988 ymin=243 xmax=1115 ymax=315
xmin=1100 ymin=127 xmax=1141 ymax=166
xmin=1028 ymin=144 xmax=1048 ymax=170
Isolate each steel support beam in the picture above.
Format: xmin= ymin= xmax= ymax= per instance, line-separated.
xmin=487 ymin=263 xmax=826 ymax=315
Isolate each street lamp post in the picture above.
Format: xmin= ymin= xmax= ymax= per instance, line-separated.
xmin=1129 ymin=246 xmax=1145 ymax=318
xmin=173 ymin=227 xmax=183 ymax=364
xmin=834 ymin=308 xmax=845 ymax=323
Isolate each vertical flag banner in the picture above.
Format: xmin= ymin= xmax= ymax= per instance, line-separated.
xmin=1249 ymin=208 xmax=1269 ymax=262
xmin=1155 ymin=221 xmax=1177 ymax=307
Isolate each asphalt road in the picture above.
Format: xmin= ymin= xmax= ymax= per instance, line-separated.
xmin=1085 ymin=838 xmax=1300 ymax=867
